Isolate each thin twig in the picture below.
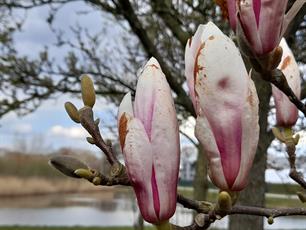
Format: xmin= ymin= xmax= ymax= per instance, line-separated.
xmin=285 ymin=138 xmax=306 ymax=189
xmin=78 ymin=106 xmax=119 ymax=165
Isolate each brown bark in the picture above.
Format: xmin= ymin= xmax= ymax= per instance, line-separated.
xmin=229 ymin=72 xmax=274 ymax=230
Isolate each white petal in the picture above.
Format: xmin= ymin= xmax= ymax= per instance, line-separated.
xmin=195 ymin=30 xmax=248 ymax=118
xmin=185 ymin=22 xmax=225 ymax=110
xmin=118 ymin=92 xmax=134 ymax=122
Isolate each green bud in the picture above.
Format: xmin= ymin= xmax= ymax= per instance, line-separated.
xmin=267 ymin=216 xmax=274 ymax=225
xmin=81 ymin=75 xmax=96 ymax=108
xmin=49 ymin=155 xmax=88 ymax=178
xmin=268 ymin=46 xmax=283 ymax=70
xmin=272 ymin=127 xmax=286 ymax=143
xmin=110 ymin=162 xmax=124 ymax=177
xmin=74 ymin=168 xmax=94 ymax=180
xmin=86 ymin=137 xmax=95 ymax=145
xmin=294 ymin=134 xmax=300 ymax=145
xmin=64 ymin=102 xmax=80 ymax=123
xmin=217 ymin=191 xmax=232 ymax=213
xmin=92 ymin=177 xmax=101 ymax=185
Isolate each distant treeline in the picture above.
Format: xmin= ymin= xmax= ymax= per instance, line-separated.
xmin=0 ymin=148 xmax=105 ymax=179
xmin=0 ymin=150 xmax=301 ymax=195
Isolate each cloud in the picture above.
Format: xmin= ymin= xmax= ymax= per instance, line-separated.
xmin=49 ymin=125 xmax=88 ymax=139
xmin=12 ymin=123 xmax=32 ymax=133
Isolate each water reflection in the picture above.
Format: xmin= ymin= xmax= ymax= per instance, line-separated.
xmin=0 ymin=189 xmax=305 ymax=229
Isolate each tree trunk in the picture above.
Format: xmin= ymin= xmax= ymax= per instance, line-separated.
xmin=193 ymin=144 xmax=209 ymax=201
xmin=229 ymin=73 xmax=274 ymax=230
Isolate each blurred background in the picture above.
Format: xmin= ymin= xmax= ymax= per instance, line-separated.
xmin=0 ymin=1 xmax=306 ymax=230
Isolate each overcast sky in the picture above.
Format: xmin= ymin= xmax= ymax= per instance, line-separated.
xmin=0 ymin=1 xmax=198 ymax=153
xmin=0 ymin=2 xmax=124 ymax=153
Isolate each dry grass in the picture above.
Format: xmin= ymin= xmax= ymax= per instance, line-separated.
xmin=0 ymin=176 xmax=107 ymax=197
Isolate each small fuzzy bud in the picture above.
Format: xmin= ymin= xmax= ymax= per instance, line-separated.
xmin=267 ymin=216 xmax=274 ymax=225
xmin=110 ymin=162 xmax=124 ymax=177
xmin=86 ymin=137 xmax=95 ymax=145
xmin=81 ymin=75 xmax=96 ymax=108
xmin=294 ymin=134 xmax=300 ymax=145
xmin=74 ymin=168 xmax=94 ymax=180
xmin=217 ymin=191 xmax=232 ymax=213
xmin=269 ymin=46 xmax=283 ymax=70
xmin=92 ymin=177 xmax=101 ymax=185
xmin=49 ymin=155 xmax=88 ymax=178
xmin=272 ymin=127 xmax=286 ymax=143
xmin=64 ymin=102 xmax=80 ymax=123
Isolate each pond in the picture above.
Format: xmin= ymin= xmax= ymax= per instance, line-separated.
xmin=0 ymin=189 xmax=305 ymax=229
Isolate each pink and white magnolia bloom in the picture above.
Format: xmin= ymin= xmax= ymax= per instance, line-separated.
xmin=228 ymin=0 xmax=305 ymax=56
xmin=185 ymin=22 xmax=259 ymax=191
xmin=118 ymin=58 xmax=180 ymax=223
xmin=272 ymin=38 xmax=301 ymax=127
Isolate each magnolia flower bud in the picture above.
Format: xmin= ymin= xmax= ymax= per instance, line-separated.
xmin=272 ymin=38 xmax=301 ymax=127
xmin=118 ymin=58 xmax=180 ymax=223
xmin=185 ymin=22 xmax=259 ymax=191
xmin=234 ymin=0 xmax=305 ymax=56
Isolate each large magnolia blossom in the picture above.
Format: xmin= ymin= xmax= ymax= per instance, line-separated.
xmin=226 ymin=0 xmax=305 ymax=56
xmin=185 ymin=22 xmax=259 ymax=191
xmin=272 ymin=38 xmax=301 ymax=127
xmin=118 ymin=58 xmax=180 ymax=223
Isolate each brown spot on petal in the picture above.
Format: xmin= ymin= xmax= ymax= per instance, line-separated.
xmin=208 ymin=35 xmax=215 ymax=40
xmin=247 ymin=89 xmax=254 ymax=106
xmin=149 ymin=64 xmax=159 ymax=69
xmin=194 ymin=42 xmax=205 ymax=82
xmin=218 ymin=77 xmax=229 ymax=89
xmin=119 ymin=113 xmax=128 ymax=150
xmin=188 ymin=37 xmax=192 ymax=47
xmin=281 ymin=56 xmax=291 ymax=70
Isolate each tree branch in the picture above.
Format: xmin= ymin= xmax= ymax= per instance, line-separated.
xmin=115 ymin=0 xmax=195 ymax=116
xmin=151 ymin=0 xmax=190 ymax=48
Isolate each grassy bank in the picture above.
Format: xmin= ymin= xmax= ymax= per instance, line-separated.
xmin=0 ymin=227 xmax=137 ymax=230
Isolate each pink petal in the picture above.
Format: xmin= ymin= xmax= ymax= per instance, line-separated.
xmin=258 ymin=0 xmax=288 ymax=53
xmin=149 ymin=61 xmax=180 ymax=220
xmin=227 ymin=0 xmax=238 ymax=31
xmin=238 ymin=0 xmax=263 ymax=54
xmin=195 ymin=113 xmax=228 ymax=190
xmin=232 ymin=72 xmax=259 ymax=191
xmin=194 ymin=26 xmax=249 ymax=189
xmin=252 ymin=0 xmax=261 ymax=26
xmin=134 ymin=57 xmax=160 ymax=139
xmin=122 ymin=117 xmax=158 ymax=223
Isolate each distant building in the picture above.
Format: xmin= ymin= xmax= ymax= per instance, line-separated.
xmin=179 ymin=146 xmax=197 ymax=184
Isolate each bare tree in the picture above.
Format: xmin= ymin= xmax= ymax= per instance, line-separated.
xmin=0 ymin=1 xmax=306 ymax=229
